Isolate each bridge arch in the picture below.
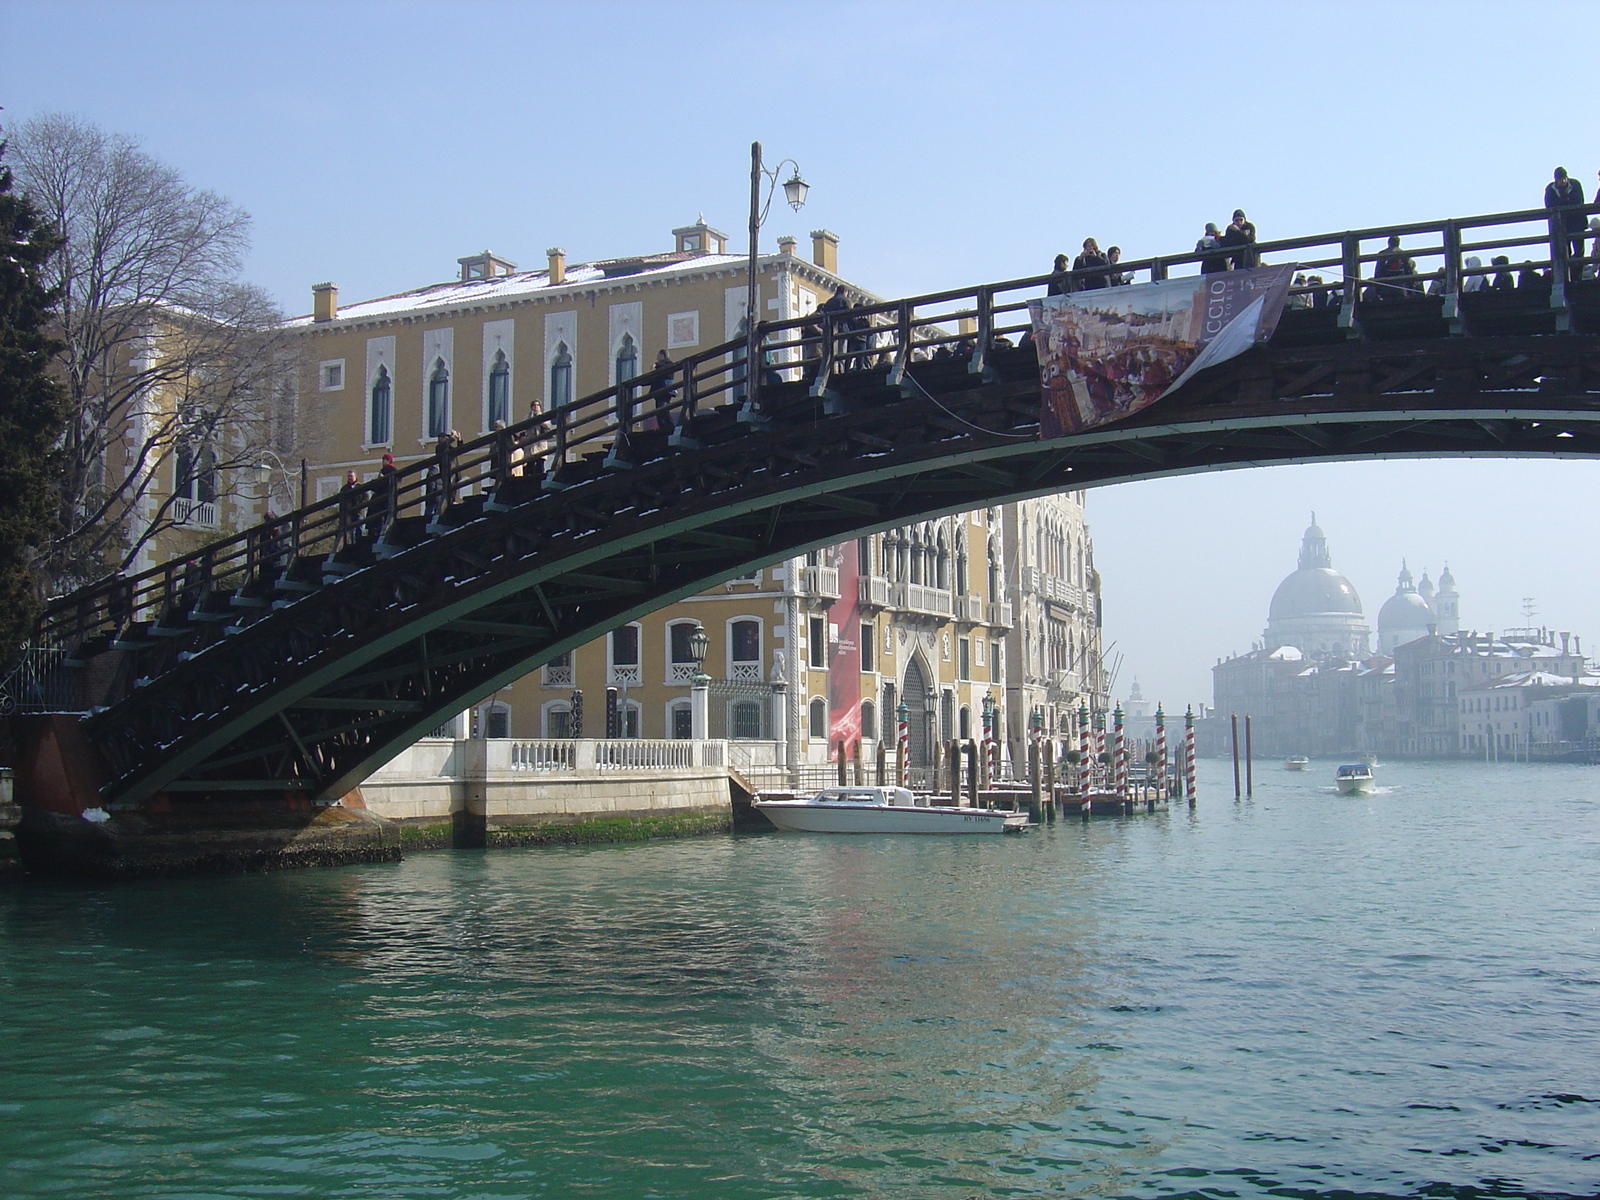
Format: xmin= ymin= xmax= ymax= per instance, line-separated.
xmin=23 ymin=201 xmax=1600 ymax=810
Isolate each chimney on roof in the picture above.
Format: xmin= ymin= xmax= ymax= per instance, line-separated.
xmin=777 ymin=235 xmax=798 ymax=257
xmin=1562 ymin=631 xmax=1570 ymax=654
xmin=459 ymin=250 xmax=516 ymax=282
xmin=547 ymin=247 xmax=566 ymax=286
xmin=810 ymin=229 xmax=839 ymax=273
xmin=312 ymin=282 xmax=337 ymax=323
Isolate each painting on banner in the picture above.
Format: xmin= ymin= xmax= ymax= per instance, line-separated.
xmin=1028 ymin=264 xmax=1296 ymax=437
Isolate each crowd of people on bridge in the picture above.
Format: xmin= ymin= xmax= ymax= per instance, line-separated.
xmin=1045 ymin=168 xmax=1600 ymax=305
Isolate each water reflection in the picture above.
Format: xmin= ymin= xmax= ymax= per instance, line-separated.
xmin=1 ymin=761 xmax=1597 ymax=1198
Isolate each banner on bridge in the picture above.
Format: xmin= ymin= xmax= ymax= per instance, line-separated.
xmin=1029 ymin=264 xmax=1296 ymax=437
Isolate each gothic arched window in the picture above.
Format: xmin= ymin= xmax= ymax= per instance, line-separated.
xmin=614 ymin=333 xmax=638 ymax=386
xmin=369 ymin=366 xmax=392 ymax=445
xmin=549 ymin=341 xmax=573 ymax=409
xmin=427 ymin=358 xmax=450 ymax=438
xmin=487 ymin=350 xmax=510 ymax=427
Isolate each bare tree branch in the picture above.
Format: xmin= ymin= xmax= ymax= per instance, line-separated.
xmin=11 ymin=114 xmax=289 ymax=593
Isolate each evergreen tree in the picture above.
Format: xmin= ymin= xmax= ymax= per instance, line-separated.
xmin=0 ymin=136 xmax=66 ymax=666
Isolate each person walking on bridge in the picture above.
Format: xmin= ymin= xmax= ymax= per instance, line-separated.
xmin=1073 ymin=238 xmax=1110 ymax=290
xmin=1106 ymin=246 xmax=1130 ymax=286
xmin=1220 ymin=210 xmax=1258 ymax=270
xmin=1544 ymin=167 xmax=1586 ymax=281
xmin=365 ymin=452 xmax=397 ymax=541
xmin=1047 ymin=253 xmax=1070 ymax=295
xmin=1197 ymin=223 xmax=1228 ymax=274
xmin=336 ymin=471 xmax=364 ymax=550
xmin=1371 ymin=235 xmax=1417 ymax=301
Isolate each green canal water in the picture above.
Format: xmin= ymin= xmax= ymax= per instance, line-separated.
xmin=2 ymin=760 xmax=1597 ymax=1199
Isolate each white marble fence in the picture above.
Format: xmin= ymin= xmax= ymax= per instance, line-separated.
xmin=508 ymin=738 xmax=727 ymax=772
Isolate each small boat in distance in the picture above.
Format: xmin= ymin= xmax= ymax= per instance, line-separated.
xmin=754 ymin=786 xmax=1029 ymax=834
xmin=1335 ymin=764 xmax=1375 ymax=795
xmin=1285 ymin=756 xmax=1310 ymax=771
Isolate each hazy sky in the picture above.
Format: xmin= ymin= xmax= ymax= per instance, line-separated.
xmin=6 ymin=0 xmax=1599 ymax=709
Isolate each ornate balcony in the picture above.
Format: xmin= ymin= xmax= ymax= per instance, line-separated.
xmin=799 ymin=565 xmax=840 ymax=601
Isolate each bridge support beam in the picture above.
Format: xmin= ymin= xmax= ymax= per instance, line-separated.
xmin=8 ymin=714 xmax=400 ymax=880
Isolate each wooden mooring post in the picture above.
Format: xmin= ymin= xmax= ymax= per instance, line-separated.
xmin=1244 ymin=715 xmax=1253 ymax=797
xmin=1230 ymin=712 xmax=1241 ymax=799
xmin=1042 ymin=739 xmax=1057 ymax=821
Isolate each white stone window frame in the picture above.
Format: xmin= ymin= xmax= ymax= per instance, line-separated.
xmin=666 ymin=618 xmax=702 ymax=685
xmin=666 ymin=310 xmax=700 ymax=350
xmin=726 ymin=615 xmax=764 ymax=682
xmin=318 ymin=358 xmax=345 ymax=392
xmin=364 ymin=337 xmax=396 ymax=450
xmin=808 ymin=615 xmax=827 ymax=670
xmin=617 ymin=699 xmax=644 ymax=739
xmin=608 ymin=302 xmax=644 ymax=389
xmin=667 ymin=698 xmax=693 ymax=739
xmin=481 ymin=319 xmax=515 ymax=434
xmin=420 ymin=327 xmax=454 ymax=444
xmin=608 ymin=621 xmax=644 ymax=688
xmin=808 ymin=696 xmax=828 ymax=740
xmin=541 ymin=651 xmax=573 ymax=688
xmin=540 ymin=699 xmax=573 ymax=738
xmin=478 ymin=700 xmax=512 ymax=739
xmin=543 ymin=311 xmax=577 ymax=415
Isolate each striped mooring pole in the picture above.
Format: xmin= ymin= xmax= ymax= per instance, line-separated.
xmin=1077 ymin=701 xmax=1092 ymax=796
xmin=1112 ymin=703 xmax=1127 ymax=797
xmin=1156 ymin=705 xmax=1168 ymax=794
xmin=896 ymin=699 xmax=910 ymax=788
xmin=1094 ymin=709 xmax=1107 ymax=792
xmin=1184 ymin=704 xmax=1198 ymax=801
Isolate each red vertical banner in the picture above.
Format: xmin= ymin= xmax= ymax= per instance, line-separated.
xmin=827 ymin=540 xmax=862 ymax=746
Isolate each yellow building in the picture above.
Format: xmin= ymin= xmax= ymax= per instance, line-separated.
xmin=89 ymin=307 xmax=290 ymax=585
xmin=284 ymin=219 xmax=1104 ymax=773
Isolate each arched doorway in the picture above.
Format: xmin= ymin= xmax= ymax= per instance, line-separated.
xmin=903 ymin=656 xmax=932 ymax=767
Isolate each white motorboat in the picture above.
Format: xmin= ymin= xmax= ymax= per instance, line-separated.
xmin=1334 ymin=764 xmax=1375 ymax=795
xmin=753 ymin=786 xmax=1029 ymax=834
xmin=1284 ymin=756 xmax=1310 ymax=771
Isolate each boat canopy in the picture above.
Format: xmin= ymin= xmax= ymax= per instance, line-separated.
xmin=814 ymin=787 xmax=915 ymax=806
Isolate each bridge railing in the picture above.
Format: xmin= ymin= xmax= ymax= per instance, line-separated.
xmin=35 ymin=200 xmax=1600 ymax=655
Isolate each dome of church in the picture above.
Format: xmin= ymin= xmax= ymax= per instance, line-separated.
xmin=1269 ymin=569 xmax=1363 ymax=619
xmin=1377 ymin=561 xmax=1436 ymax=651
xmin=1378 ymin=589 xmax=1434 ymax=632
xmin=1267 ymin=518 xmax=1363 ymax=619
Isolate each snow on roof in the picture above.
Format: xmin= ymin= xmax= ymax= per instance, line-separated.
xmin=286 ymin=252 xmax=754 ymax=327
xmin=1464 ymin=670 xmax=1584 ymax=691
xmin=1267 ymin=645 xmax=1303 ymax=661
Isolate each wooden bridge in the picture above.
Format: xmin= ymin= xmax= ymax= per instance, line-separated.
xmin=16 ymin=200 xmax=1600 ymax=850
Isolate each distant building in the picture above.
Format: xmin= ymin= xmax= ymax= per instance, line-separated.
xmin=1395 ymin=628 xmax=1589 ymax=757
xmin=1212 ymin=520 xmax=1590 ymax=758
xmin=1264 ymin=517 xmax=1370 ymax=658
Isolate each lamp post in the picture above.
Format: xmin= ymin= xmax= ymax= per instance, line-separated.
xmin=744 ymin=142 xmax=808 ymax=419
xmin=688 ymin=622 xmax=711 ymax=741
xmin=254 ymin=450 xmax=307 ymax=515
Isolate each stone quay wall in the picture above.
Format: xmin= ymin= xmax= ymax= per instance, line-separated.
xmin=360 ymin=738 xmax=742 ymax=848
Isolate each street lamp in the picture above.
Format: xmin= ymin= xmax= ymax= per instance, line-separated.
xmin=744 ymin=141 xmax=808 ymax=418
xmin=688 ymin=621 xmax=711 ymax=740
xmin=254 ymin=450 xmax=307 ymax=514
